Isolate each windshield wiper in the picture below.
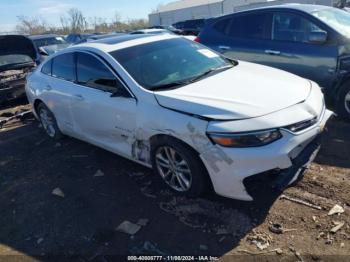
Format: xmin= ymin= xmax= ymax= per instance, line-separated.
xmin=150 ymin=65 xmax=234 ymax=91
xmin=188 ymin=65 xmax=234 ymax=83
xmin=150 ymin=81 xmax=190 ymax=91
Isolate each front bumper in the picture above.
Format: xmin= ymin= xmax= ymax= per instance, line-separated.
xmin=200 ymin=109 xmax=333 ymax=201
xmin=0 ymin=79 xmax=27 ymax=104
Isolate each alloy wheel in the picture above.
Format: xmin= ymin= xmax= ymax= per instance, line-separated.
xmin=39 ymin=107 xmax=56 ymax=138
xmin=155 ymin=146 xmax=192 ymax=192
xmin=345 ymin=90 xmax=350 ymax=115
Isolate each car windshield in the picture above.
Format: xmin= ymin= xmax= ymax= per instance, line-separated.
xmin=109 ymin=38 xmax=233 ymax=90
xmin=312 ymin=8 xmax=350 ymax=38
xmin=33 ymin=36 xmax=67 ymax=48
xmin=0 ymin=54 xmax=33 ymax=67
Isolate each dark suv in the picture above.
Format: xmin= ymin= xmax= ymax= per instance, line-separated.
xmin=197 ymin=4 xmax=350 ymax=120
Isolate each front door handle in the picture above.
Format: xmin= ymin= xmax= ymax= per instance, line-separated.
xmin=218 ymin=45 xmax=230 ymax=51
xmin=265 ymin=49 xmax=281 ymax=55
xmin=73 ymin=94 xmax=84 ymax=101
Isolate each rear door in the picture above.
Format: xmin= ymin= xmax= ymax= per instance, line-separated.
xmin=42 ymin=52 xmax=76 ymax=134
xmin=263 ymin=11 xmax=338 ymax=89
xmin=205 ymin=11 xmax=273 ymax=64
xmin=69 ymin=52 xmax=137 ymax=157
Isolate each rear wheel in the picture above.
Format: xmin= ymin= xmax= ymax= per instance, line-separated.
xmin=337 ymin=83 xmax=350 ymax=121
xmin=151 ymin=136 xmax=210 ymax=197
xmin=37 ymin=103 xmax=62 ymax=140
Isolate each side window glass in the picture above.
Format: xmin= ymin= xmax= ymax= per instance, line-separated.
xmin=228 ymin=13 xmax=272 ymax=39
xmin=214 ymin=18 xmax=231 ymax=34
xmin=273 ymin=13 xmax=323 ymax=43
xmin=41 ymin=60 xmax=52 ymax=76
xmin=52 ymin=53 xmax=75 ymax=81
xmin=77 ymin=52 xmax=124 ymax=93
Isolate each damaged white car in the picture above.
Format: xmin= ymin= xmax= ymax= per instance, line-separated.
xmin=26 ymin=34 xmax=333 ymax=201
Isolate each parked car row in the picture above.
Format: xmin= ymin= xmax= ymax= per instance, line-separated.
xmin=0 ymin=28 xmax=196 ymax=106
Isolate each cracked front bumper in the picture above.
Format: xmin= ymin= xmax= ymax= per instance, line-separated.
xmin=200 ymin=109 xmax=333 ymax=201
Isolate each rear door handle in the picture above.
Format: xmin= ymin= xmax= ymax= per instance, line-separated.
xmin=218 ymin=45 xmax=230 ymax=51
xmin=73 ymin=94 xmax=84 ymax=101
xmin=44 ymin=85 xmax=52 ymax=91
xmin=265 ymin=49 xmax=281 ymax=55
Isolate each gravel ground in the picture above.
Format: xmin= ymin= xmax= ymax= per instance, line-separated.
xmin=0 ymin=103 xmax=349 ymax=261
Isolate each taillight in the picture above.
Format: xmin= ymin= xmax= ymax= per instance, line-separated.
xmin=194 ymin=37 xmax=200 ymax=43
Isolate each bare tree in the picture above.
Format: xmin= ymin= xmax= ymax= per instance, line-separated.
xmin=126 ymin=19 xmax=149 ymax=31
xmin=89 ymin=16 xmax=110 ymax=33
xmin=60 ymin=8 xmax=87 ymax=33
xmin=15 ymin=8 xmax=149 ymax=35
xmin=59 ymin=16 xmax=70 ymax=34
xmin=111 ymin=11 xmax=127 ymax=32
xmin=16 ymin=16 xmax=48 ymax=35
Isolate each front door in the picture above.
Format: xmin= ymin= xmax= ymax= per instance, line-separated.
xmin=262 ymin=12 xmax=338 ymax=90
xmin=69 ymin=52 xmax=137 ymax=157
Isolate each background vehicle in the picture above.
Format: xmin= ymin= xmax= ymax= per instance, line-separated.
xmin=130 ymin=29 xmax=174 ymax=35
xmin=29 ymin=34 xmax=70 ymax=62
xmin=26 ymin=34 xmax=331 ymax=201
xmin=65 ymin=33 xmax=95 ymax=44
xmin=197 ymin=4 xmax=350 ymax=120
xmin=149 ymin=25 xmax=184 ymax=35
xmin=0 ymin=35 xmax=36 ymax=105
xmin=173 ymin=19 xmax=206 ymax=35
xmin=130 ymin=29 xmax=196 ymax=40
xmin=73 ymin=33 xmax=125 ymax=44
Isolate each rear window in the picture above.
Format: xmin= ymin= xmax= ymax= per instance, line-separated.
xmin=52 ymin=53 xmax=75 ymax=81
xmin=227 ymin=13 xmax=272 ymax=39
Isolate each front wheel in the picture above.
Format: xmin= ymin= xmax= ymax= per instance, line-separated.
xmin=151 ymin=137 xmax=210 ymax=197
xmin=37 ymin=103 xmax=63 ymax=140
xmin=337 ymin=83 xmax=350 ymax=121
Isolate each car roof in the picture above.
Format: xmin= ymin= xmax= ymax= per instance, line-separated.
xmin=29 ymin=34 xmax=60 ymax=40
xmin=73 ymin=34 xmax=179 ymax=53
xmin=134 ymin=29 xmax=168 ymax=33
xmin=236 ymin=4 xmax=333 ymax=14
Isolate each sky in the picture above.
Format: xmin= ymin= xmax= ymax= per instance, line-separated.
xmin=0 ymin=0 xmax=174 ymax=32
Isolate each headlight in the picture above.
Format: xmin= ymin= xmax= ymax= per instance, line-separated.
xmin=208 ymin=129 xmax=282 ymax=148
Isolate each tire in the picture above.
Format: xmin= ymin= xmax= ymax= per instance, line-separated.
xmin=336 ymin=83 xmax=350 ymax=121
xmin=151 ymin=136 xmax=210 ymax=197
xmin=37 ymin=103 xmax=63 ymax=140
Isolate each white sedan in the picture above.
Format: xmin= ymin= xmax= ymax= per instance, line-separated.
xmin=26 ymin=34 xmax=333 ymax=201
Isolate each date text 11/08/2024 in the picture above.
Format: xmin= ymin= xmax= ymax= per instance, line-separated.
xmin=127 ymin=256 xmax=219 ymax=261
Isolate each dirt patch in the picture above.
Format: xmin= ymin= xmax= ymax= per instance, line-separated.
xmin=0 ymin=106 xmax=349 ymax=260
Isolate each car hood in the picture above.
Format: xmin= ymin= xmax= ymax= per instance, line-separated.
xmin=0 ymin=35 xmax=37 ymax=72
xmin=0 ymin=35 xmax=36 ymax=59
xmin=154 ymin=61 xmax=312 ymax=120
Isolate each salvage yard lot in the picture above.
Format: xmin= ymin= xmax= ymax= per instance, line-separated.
xmin=0 ymin=104 xmax=349 ymax=261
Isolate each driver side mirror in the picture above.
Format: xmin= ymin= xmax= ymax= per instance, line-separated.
xmin=308 ymin=31 xmax=328 ymax=44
